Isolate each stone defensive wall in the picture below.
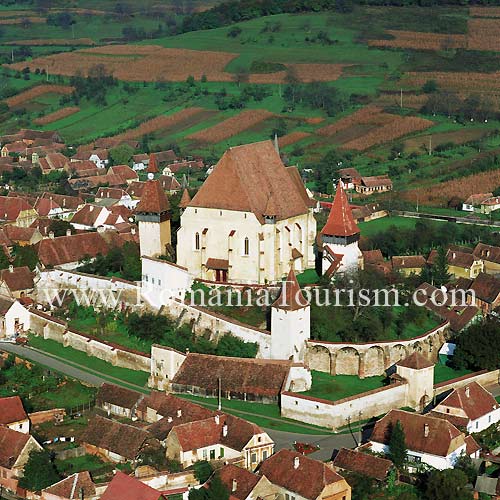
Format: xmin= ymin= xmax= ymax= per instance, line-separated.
xmin=168 ymin=299 xmax=272 ymax=358
xmin=305 ymin=322 xmax=449 ymax=378
xmin=29 ymin=309 xmax=151 ymax=372
xmin=434 ymin=369 xmax=500 ymax=398
xmin=281 ymin=381 xmax=409 ymax=430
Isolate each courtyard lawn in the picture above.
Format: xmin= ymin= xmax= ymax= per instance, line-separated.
xmin=55 ymin=454 xmax=113 ymax=477
xmin=30 ymin=379 xmax=96 ymax=411
xmin=358 ymin=216 xmax=441 ymax=237
xmin=303 ymin=371 xmax=386 ymax=402
xmin=27 ymin=335 xmax=150 ymax=390
xmin=297 ymin=269 xmax=320 ymax=286
xmin=177 ymin=394 xmax=334 ymax=435
xmin=434 ymin=363 xmax=473 ymax=384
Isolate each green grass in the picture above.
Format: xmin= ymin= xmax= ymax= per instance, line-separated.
xmin=31 ymin=379 xmax=96 ymax=410
xmin=303 ymin=371 xmax=386 ymax=402
xmin=55 ymin=454 xmax=111 ymax=475
xmin=297 ymin=269 xmax=320 ymax=286
xmin=178 ymin=394 xmax=334 ymax=435
xmin=358 ymin=215 xmax=447 ymax=237
xmin=27 ymin=335 xmax=150 ymax=389
xmin=434 ymin=363 xmax=473 ymax=384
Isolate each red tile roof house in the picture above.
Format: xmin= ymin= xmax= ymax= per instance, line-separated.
xmin=165 ymin=413 xmax=274 ymax=472
xmin=467 ymin=272 xmax=500 ymax=314
xmin=100 ymin=471 xmax=166 ymax=500
xmin=41 ymin=471 xmax=98 ymax=500
xmin=96 ymin=383 xmax=144 ymax=420
xmin=0 ymin=396 xmax=30 ymax=434
xmin=70 ymin=205 xmax=115 ymax=231
xmin=81 ymin=415 xmax=161 ymax=464
xmin=332 ymin=448 xmax=393 ymax=482
xmin=95 ymin=187 xmax=134 ymax=207
xmin=369 ymin=409 xmax=481 ymax=470
xmin=4 ymin=224 xmax=42 ymax=246
xmin=35 ymin=231 xmax=136 ymax=270
xmin=72 ymin=148 xmax=109 ymax=169
xmin=215 ymin=463 xmax=278 ymax=500
xmin=430 ymin=382 xmax=500 ymax=433
xmin=0 ymin=196 xmax=38 ymax=227
xmin=258 ymin=449 xmax=352 ymax=500
xmin=108 ymin=164 xmax=138 ymax=185
xmin=0 ymin=265 xmax=35 ymax=299
xmin=0 ymin=425 xmax=43 ymax=494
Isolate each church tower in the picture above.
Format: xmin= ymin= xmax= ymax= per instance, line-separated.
xmin=320 ymin=182 xmax=362 ymax=277
xmin=271 ymin=266 xmax=310 ymax=361
xmin=135 ymin=178 xmax=171 ymax=258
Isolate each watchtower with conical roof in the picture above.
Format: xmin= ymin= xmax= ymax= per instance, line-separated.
xmin=270 ymin=266 xmax=310 ymax=361
xmin=320 ymin=182 xmax=362 ymax=276
xmin=135 ymin=179 xmax=171 ymax=257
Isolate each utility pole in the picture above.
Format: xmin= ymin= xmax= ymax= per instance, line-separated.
xmin=217 ymin=377 xmax=221 ymax=411
xmin=400 ymin=88 xmax=403 ymax=108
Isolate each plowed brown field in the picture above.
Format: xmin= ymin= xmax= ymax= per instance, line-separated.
xmin=277 ymin=131 xmax=311 ymax=147
xmin=34 ymin=106 xmax=80 ymax=125
xmin=368 ymin=30 xmax=466 ymax=50
xmin=6 ymin=84 xmax=74 ymax=108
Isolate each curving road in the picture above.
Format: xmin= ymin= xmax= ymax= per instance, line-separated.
xmin=0 ymin=343 xmax=356 ymax=459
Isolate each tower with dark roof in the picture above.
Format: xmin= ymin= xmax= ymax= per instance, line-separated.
xmin=135 ymin=179 xmax=171 ymax=257
xmin=320 ymin=182 xmax=362 ymax=276
xmin=270 ymin=266 xmax=310 ymax=361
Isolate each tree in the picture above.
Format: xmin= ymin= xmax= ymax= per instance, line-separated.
xmin=452 ymin=318 xmax=500 ymax=371
xmin=189 ymin=475 xmax=229 ymax=500
xmin=424 ymin=469 xmax=473 ymax=500
xmin=233 ymin=66 xmax=249 ymax=87
xmin=193 ymin=460 xmax=213 ymax=483
xmin=422 ymin=79 xmax=438 ymax=93
xmin=432 ymin=246 xmax=450 ymax=286
xmin=109 ymin=144 xmax=134 ymax=166
xmin=13 ymin=244 xmax=38 ymax=270
xmin=388 ymin=420 xmax=407 ymax=470
xmin=19 ymin=449 xmax=60 ymax=491
xmin=454 ymin=453 xmax=477 ymax=484
xmin=48 ymin=218 xmax=72 ymax=237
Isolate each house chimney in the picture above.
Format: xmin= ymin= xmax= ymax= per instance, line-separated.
xmin=452 ymin=252 xmax=456 ymax=259
xmin=465 ymin=386 xmax=470 ymax=398
xmin=294 ymin=456 xmax=300 ymax=469
xmin=8 ymin=264 xmax=13 ymax=273
xmin=232 ymin=480 xmax=237 ymax=493
xmin=131 ymin=227 xmax=136 ymax=235
xmin=49 ymin=231 xmax=54 ymax=239
xmin=167 ymin=416 xmax=173 ymax=423
xmin=424 ymin=424 xmax=430 ymax=438
xmin=222 ymin=424 xmax=228 ymax=437
xmin=89 ymin=205 xmax=94 ymax=212
xmin=215 ymin=415 xmax=220 ymax=425
xmin=66 ymin=228 xmax=71 ymax=237
xmin=177 ymin=409 xmax=182 ymax=418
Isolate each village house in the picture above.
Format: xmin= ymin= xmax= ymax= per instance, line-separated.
xmin=0 ymin=266 xmax=35 ymax=298
xmin=95 ymin=187 xmax=136 ymax=209
xmin=41 ymin=471 xmax=99 ymax=500
xmin=430 ymin=382 xmax=500 ymax=433
xmin=71 ymin=205 xmax=115 ymax=230
xmin=258 ymin=449 xmax=352 ymax=500
xmin=166 ymin=413 xmax=274 ymax=471
xmin=351 ymin=202 xmax=387 ymax=223
xmin=332 ymin=448 xmax=393 ymax=482
xmin=0 ymin=396 xmax=30 ymax=433
xmin=0 ymin=426 xmax=43 ymax=493
xmin=37 ymin=152 xmax=68 ymax=174
xmin=0 ymin=297 xmax=31 ymax=340
xmin=96 ymin=383 xmax=144 ymax=420
xmin=217 ymin=464 xmax=279 ymax=500
xmin=362 ymin=249 xmax=391 ymax=275
xmin=72 ymin=148 xmax=109 ymax=169
xmin=338 ymin=167 xmax=361 ymax=190
xmin=82 ymin=415 xmax=161 ymax=464
xmin=176 ymin=141 xmax=316 ymax=284
xmin=0 ymin=196 xmax=38 ymax=227
xmin=108 ymin=164 xmax=138 ymax=184
xmin=462 ymin=193 xmax=493 ymax=212
xmin=68 ymin=172 xmax=125 ymax=191
xmin=354 ymin=176 xmax=392 ymax=195
xmin=414 ymin=282 xmax=479 ymax=331
xmin=34 ymin=197 xmax=64 ymax=218
xmin=65 ymin=159 xmax=100 ymax=178
xmin=391 ymin=255 xmax=426 ymax=276
xmin=369 ymin=409 xmax=480 ymax=470
xmin=100 ymin=471 xmax=166 ymax=500
xmin=132 ymin=153 xmax=149 ymax=171
xmin=480 ymin=196 xmax=500 ymax=214
xmin=158 ymin=174 xmax=181 ymax=194
xmin=428 ymin=247 xmax=483 ymax=279
xmin=473 ymin=243 xmax=500 ymax=275
xmin=138 ymin=390 xmax=215 ymax=426
xmin=35 ymin=231 xmax=133 ymax=269
xmin=3 ymin=225 xmax=42 ymax=246
xmin=466 ymin=272 xmax=500 ymax=314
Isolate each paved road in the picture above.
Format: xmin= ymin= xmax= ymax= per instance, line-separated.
xmin=0 ymin=343 xmax=359 ymax=458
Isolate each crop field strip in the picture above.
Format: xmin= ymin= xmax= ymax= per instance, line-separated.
xmin=5 ymin=84 xmax=74 ymax=108
xmin=34 ymin=106 xmax=81 ymax=125
xmin=187 ymin=109 xmax=275 ymax=143
xmin=277 ymin=131 xmax=311 ymax=148
xmin=6 ymin=38 xmax=96 ymax=46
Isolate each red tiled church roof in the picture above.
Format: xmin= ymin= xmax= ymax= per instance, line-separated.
xmin=321 ymin=182 xmax=359 ymax=238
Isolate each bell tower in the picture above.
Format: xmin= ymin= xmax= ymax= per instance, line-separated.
xmin=135 ymin=178 xmax=171 ymax=258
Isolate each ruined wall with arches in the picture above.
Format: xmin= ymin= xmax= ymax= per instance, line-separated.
xmin=305 ymin=322 xmax=449 ymax=378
